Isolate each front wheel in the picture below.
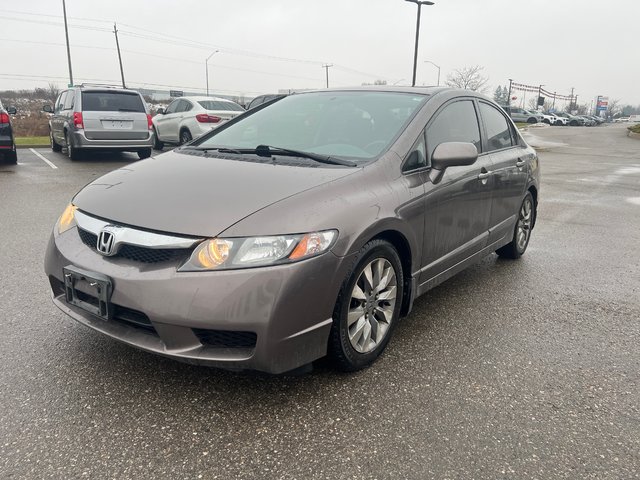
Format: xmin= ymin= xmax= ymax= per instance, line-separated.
xmin=50 ymin=130 xmax=62 ymax=152
xmin=527 ymin=117 xmax=537 ymax=124
xmin=496 ymin=192 xmax=535 ymax=259
xmin=328 ymin=240 xmax=404 ymax=371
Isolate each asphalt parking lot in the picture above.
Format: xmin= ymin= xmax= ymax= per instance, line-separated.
xmin=1 ymin=124 xmax=639 ymax=479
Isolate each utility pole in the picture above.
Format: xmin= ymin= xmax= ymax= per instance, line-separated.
xmin=570 ymin=87 xmax=575 ymax=111
xmin=552 ymin=92 xmax=557 ymax=110
xmin=405 ymin=0 xmax=435 ymax=87
xmin=113 ymin=23 xmax=126 ymax=88
xmin=322 ymin=64 xmax=333 ymax=88
xmin=537 ymin=84 xmax=544 ymax=110
xmin=206 ymin=50 xmax=219 ymax=96
xmin=62 ymin=0 xmax=73 ymax=86
xmin=507 ymin=78 xmax=513 ymax=107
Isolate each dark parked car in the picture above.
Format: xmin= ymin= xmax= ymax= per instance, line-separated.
xmin=246 ymin=93 xmax=286 ymax=110
xmin=0 ymin=101 xmax=17 ymax=164
xmin=43 ymin=85 xmax=154 ymax=160
xmin=45 ymin=87 xmax=540 ymax=374
xmin=555 ymin=112 xmax=585 ymax=126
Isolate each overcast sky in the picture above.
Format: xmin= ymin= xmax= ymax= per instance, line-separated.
xmin=2 ymin=0 xmax=639 ymax=106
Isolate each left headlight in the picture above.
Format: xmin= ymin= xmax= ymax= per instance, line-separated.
xmin=57 ymin=204 xmax=77 ymax=234
xmin=178 ymin=230 xmax=337 ymax=271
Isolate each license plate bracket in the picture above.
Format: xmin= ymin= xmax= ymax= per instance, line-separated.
xmin=63 ymin=265 xmax=113 ymax=320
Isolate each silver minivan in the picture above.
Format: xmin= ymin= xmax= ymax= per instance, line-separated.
xmin=44 ymin=85 xmax=154 ymax=160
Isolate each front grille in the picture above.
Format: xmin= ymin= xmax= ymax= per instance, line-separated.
xmin=193 ymin=328 xmax=257 ymax=349
xmin=78 ymin=228 xmax=190 ymax=264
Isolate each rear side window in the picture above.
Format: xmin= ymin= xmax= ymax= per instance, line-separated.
xmin=479 ymin=102 xmax=514 ymax=151
xmin=63 ymin=91 xmax=74 ymax=110
xmin=81 ymin=91 xmax=145 ymax=113
xmin=426 ymin=100 xmax=481 ymax=158
xmin=198 ymin=100 xmax=244 ymax=112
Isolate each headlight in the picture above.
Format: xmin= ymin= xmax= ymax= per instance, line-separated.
xmin=57 ymin=204 xmax=77 ymax=234
xmin=179 ymin=230 xmax=337 ymax=271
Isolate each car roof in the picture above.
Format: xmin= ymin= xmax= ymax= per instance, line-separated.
xmin=180 ymin=96 xmax=240 ymax=103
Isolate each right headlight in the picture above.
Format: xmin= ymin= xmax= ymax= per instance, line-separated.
xmin=56 ymin=203 xmax=77 ymax=234
xmin=178 ymin=230 xmax=338 ymax=272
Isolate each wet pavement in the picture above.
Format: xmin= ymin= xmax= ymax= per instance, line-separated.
xmin=1 ymin=125 xmax=639 ymax=479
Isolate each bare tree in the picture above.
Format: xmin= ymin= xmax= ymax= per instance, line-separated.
xmin=47 ymin=83 xmax=60 ymax=104
xmin=445 ymin=65 xmax=489 ymax=93
xmin=607 ymin=98 xmax=621 ymax=117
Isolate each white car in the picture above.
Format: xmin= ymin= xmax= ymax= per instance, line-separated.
xmin=549 ymin=114 xmax=568 ymax=126
xmin=152 ymin=96 xmax=245 ymax=149
xmin=628 ymin=114 xmax=640 ymax=123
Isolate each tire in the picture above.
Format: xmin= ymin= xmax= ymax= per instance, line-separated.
xmin=65 ymin=132 xmax=82 ymax=161
xmin=527 ymin=117 xmax=537 ymax=124
xmin=153 ymin=127 xmax=164 ymax=150
xmin=542 ymin=119 xmax=551 ymax=125
xmin=50 ymin=130 xmax=62 ymax=152
xmin=496 ymin=192 xmax=535 ymax=260
xmin=180 ymin=129 xmax=192 ymax=145
xmin=570 ymin=120 xmax=578 ymax=126
xmin=328 ymin=239 xmax=404 ymax=372
xmin=3 ymin=149 xmax=17 ymax=165
xmin=138 ymin=148 xmax=152 ymax=160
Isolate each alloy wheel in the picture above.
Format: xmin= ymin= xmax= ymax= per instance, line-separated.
xmin=347 ymin=258 xmax=397 ymax=354
xmin=517 ymin=197 xmax=533 ymax=251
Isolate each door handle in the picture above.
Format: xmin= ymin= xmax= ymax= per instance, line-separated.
xmin=477 ymin=171 xmax=491 ymax=180
xmin=516 ymin=159 xmax=526 ymax=167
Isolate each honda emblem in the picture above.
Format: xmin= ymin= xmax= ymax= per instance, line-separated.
xmin=96 ymin=227 xmax=118 ymax=256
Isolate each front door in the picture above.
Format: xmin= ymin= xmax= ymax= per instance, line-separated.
xmin=419 ymin=99 xmax=494 ymax=284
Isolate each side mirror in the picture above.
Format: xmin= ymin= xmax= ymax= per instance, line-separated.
xmin=429 ymin=142 xmax=478 ymax=184
xmin=7 ymin=106 xmax=17 ymax=115
xmin=155 ymin=108 xmax=165 ymax=115
xmin=43 ymin=105 xmax=53 ymax=113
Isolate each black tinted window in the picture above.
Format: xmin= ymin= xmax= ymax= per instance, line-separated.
xmin=198 ymin=100 xmax=244 ymax=112
xmin=176 ymin=100 xmax=192 ymax=113
xmin=426 ymin=100 xmax=481 ymax=158
xmin=81 ymin=91 xmax=145 ymax=112
xmin=480 ymin=103 xmax=514 ymax=151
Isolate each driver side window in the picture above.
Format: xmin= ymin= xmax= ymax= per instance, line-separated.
xmin=426 ymin=100 xmax=481 ymax=160
xmin=165 ymin=100 xmax=179 ymax=115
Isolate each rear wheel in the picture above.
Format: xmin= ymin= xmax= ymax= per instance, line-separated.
xmin=496 ymin=192 xmax=535 ymax=260
xmin=65 ymin=132 xmax=82 ymax=161
xmin=50 ymin=130 xmax=62 ymax=152
xmin=180 ymin=129 xmax=192 ymax=145
xmin=328 ymin=240 xmax=404 ymax=371
xmin=138 ymin=148 xmax=152 ymax=160
xmin=153 ymin=127 xmax=164 ymax=150
xmin=527 ymin=117 xmax=537 ymax=124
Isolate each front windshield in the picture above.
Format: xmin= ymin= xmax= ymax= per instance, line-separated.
xmin=195 ymin=91 xmax=427 ymax=160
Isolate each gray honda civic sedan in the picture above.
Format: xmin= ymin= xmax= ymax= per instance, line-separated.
xmin=45 ymin=87 xmax=539 ymax=374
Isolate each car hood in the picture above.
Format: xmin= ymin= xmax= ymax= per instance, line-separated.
xmin=72 ymin=149 xmax=358 ymax=237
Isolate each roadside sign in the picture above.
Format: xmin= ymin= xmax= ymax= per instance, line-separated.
xmin=169 ymin=90 xmax=183 ymax=97
xmin=596 ymin=95 xmax=608 ymax=112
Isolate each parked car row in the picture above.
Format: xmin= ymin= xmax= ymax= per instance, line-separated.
xmin=501 ymin=105 xmax=607 ymax=127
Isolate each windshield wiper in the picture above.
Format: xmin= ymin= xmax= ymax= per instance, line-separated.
xmin=190 ymin=145 xmax=356 ymax=167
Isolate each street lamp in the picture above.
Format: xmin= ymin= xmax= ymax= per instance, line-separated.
xmin=404 ymin=0 xmax=435 ymax=87
xmin=206 ymin=50 xmax=219 ymax=96
xmin=423 ymin=60 xmax=440 ymax=86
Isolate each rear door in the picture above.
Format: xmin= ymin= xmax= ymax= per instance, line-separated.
xmin=419 ymin=99 xmax=494 ymax=283
xmin=80 ymin=91 xmax=148 ymax=141
xmin=478 ymin=101 xmax=530 ymax=244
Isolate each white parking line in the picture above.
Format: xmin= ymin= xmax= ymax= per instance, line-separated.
xmin=29 ymin=148 xmax=58 ymax=169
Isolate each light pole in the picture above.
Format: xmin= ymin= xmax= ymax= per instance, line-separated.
xmin=62 ymin=0 xmax=73 ymax=86
xmin=404 ymin=0 xmax=435 ymax=87
xmin=423 ymin=60 xmax=440 ymax=86
xmin=206 ymin=50 xmax=219 ymax=96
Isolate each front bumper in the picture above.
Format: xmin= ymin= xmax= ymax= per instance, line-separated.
xmin=44 ymin=227 xmax=349 ymax=373
xmin=70 ymin=130 xmax=154 ymax=150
